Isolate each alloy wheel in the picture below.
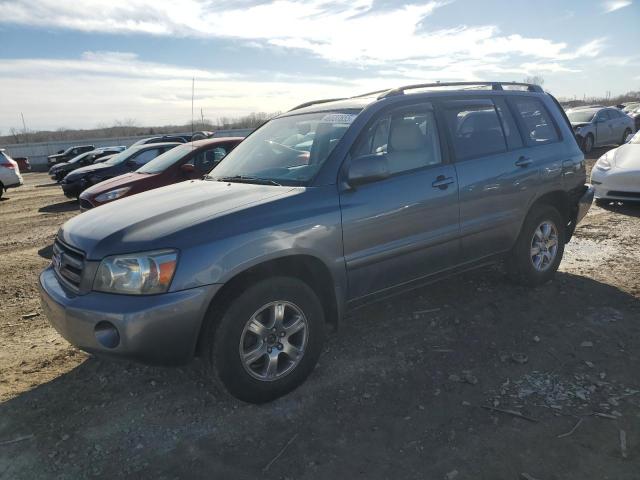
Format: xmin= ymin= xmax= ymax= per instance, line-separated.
xmin=530 ymin=221 xmax=559 ymax=271
xmin=239 ymin=301 xmax=308 ymax=381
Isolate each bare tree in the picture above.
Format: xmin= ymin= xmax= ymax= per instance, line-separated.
xmin=523 ymin=75 xmax=545 ymax=86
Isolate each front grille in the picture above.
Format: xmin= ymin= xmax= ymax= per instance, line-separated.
xmin=52 ymin=239 xmax=85 ymax=291
xmin=607 ymin=191 xmax=640 ymax=199
xmin=79 ymin=199 xmax=94 ymax=210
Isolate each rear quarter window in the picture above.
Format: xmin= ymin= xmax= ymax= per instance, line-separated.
xmin=508 ymin=97 xmax=560 ymax=146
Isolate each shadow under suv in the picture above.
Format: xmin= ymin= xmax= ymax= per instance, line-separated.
xmin=40 ymin=81 xmax=594 ymax=403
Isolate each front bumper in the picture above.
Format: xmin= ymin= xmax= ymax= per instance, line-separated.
xmin=39 ymin=266 xmax=221 ymax=365
xmin=61 ymin=180 xmax=84 ymax=198
xmin=591 ymin=168 xmax=640 ymax=201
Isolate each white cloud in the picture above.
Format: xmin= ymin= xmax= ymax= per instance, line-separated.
xmin=0 ymin=0 xmax=602 ymax=66
xmin=603 ymin=0 xmax=633 ymax=13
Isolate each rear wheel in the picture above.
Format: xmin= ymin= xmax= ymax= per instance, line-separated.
xmin=506 ymin=204 xmax=565 ymax=286
xmin=0 ymin=183 xmax=3 ymax=200
xmin=583 ymin=134 xmax=594 ymax=154
xmin=202 ymin=276 xmax=325 ymax=403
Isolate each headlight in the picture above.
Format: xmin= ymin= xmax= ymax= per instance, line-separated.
xmin=595 ymin=154 xmax=612 ymax=171
xmin=93 ymin=250 xmax=178 ymax=295
xmin=95 ymin=187 xmax=131 ymax=202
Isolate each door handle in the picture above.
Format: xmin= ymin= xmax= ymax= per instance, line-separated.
xmin=515 ymin=156 xmax=532 ymax=167
xmin=432 ymin=175 xmax=454 ymax=190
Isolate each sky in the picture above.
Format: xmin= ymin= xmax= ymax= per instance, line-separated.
xmin=0 ymin=0 xmax=638 ymax=133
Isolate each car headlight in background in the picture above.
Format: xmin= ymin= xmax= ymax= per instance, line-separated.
xmin=595 ymin=153 xmax=612 ymax=171
xmin=95 ymin=187 xmax=131 ymax=203
xmin=93 ymin=250 xmax=178 ymax=295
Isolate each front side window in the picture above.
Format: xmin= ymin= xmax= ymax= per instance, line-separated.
xmin=443 ymin=104 xmax=507 ymax=160
xmin=510 ymin=97 xmax=560 ymax=145
xmin=353 ymin=107 xmax=442 ymax=174
xmin=209 ymin=110 xmax=359 ymax=185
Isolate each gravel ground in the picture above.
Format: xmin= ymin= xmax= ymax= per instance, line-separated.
xmin=1 ymin=152 xmax=639 ymax=479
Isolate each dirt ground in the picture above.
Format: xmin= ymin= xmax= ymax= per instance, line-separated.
xmin=1 ymin=151 xmax=639 ymax=479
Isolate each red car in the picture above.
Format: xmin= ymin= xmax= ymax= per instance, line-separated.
xmin=79 ymin=138 xmax=242 ymax=210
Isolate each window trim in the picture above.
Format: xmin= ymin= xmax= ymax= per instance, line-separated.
xmin=344 ymin=101 xmax=449 ymax=181
xmin=438 ymin=98 xmax=509 ymax=163
xmin=506 ymin=95 xmax=563 ymax=147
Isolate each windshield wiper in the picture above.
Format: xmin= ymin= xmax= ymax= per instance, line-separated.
xmin=216 ymin=175 xmax=282 ymax=186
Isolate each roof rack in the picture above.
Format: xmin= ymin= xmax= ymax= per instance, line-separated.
xmin=377 ymin=81 xmax=544 ymax=99
xmin=289 ymin=98 xmax=347 ymax=111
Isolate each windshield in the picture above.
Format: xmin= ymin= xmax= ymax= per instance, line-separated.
xmin=68 ymin=151 xmax=92 ymax=164
xmin=566 ymin=110 xmax=596 ymax=123
xmin=102 ymin=149 xmax=137 ymax=166
xmin=138 ymin=144 xmax=191 ymax=174
xmin=208 ymin=110 xmax=359 ymax=185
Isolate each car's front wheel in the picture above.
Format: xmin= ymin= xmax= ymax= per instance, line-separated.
xmin=506 ymin=204 xmax=565 ymax=286
xmin=203 ymin=276 xmax=325 ymax=403
xmin=621 ymin=128 xmax=632 ymax=145
xmin=583 ymin=133 xmax=594 ymax=154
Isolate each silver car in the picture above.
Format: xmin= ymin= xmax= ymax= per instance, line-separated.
xmin=566 ymin=106 xmax=635 ymax=153
xmin=0 ymin=149 xmax=24 ymax=199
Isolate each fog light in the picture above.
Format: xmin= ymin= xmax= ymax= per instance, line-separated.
xmin=95 ymin=321 xmax=120 ymax=349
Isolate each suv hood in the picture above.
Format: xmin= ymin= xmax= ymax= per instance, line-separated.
xmin=49 ymin=161 xmax=71 ymax=172
xmin=59 ymin=179 xmax=299 ymax=259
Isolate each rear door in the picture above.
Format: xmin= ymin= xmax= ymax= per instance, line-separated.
xmin=594 ymin=110 xmax=613 ymax=145
xmin=339 ymin=102 xmax=460 ymax=300
xmin=441 ymin=97 xmax=539 ymax=262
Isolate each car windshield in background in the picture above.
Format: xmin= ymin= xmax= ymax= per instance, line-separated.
xmin=138 ymin=144 xmax=192 ymax=174
xmin=567 ymin=110 xmax=596 ymax=123
xmin=209 ymin=110 xmax=360 ymax=186
xmin=102 ymin=149 xmax=136 ymax=166
xmin=68 ymin=152 xmax=92 ymax=164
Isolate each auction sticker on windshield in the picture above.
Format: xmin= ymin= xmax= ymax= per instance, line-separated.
xmin=320 ymin=113 xmax=357 ymax=124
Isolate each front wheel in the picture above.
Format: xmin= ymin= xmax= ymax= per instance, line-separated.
xmin=621 ymin=128 xmax=632 ymax=145
xmin=506 ymin=205 xmax=565 ymax=287
xmin=203 ymin=277 xmax=325 ymax=403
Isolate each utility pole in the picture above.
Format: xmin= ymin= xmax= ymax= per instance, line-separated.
xmin=21 ymin=112 xmax=28 ymax=142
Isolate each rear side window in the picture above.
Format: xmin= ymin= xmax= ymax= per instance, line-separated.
xmin=510 ymin=97 xmax=560 ymax=145
xmin=353 ymin=106 xmax=442 ymax=175
xmin=443 ymin=103 xmax=507 ymax=160
xmin=132 ymin=148 xmax=162 ymax=166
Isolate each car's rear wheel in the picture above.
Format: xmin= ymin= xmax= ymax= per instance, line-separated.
xmin=0 ymin=183 xmax=4 ymax=200
xmin=583 ymin=134 xmax=594 ymax=154
xmin=506 ymin=204 xmax=565 ymax=286
xmin=621 ymin=128 xmax=632 ymax=145
xmin=203 ymin=276 xmax=325 ymax=403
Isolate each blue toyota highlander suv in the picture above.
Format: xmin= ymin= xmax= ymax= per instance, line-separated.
xmin=40 ymin=82 xmax=594 ymax=403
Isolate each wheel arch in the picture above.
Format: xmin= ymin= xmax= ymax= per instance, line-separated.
xmin=194 ymin=254 xmax=341 ymax=357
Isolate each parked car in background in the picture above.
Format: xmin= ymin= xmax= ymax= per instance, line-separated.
xmin=566 ymin=106 xmax=635 ymax=153
xmin=60 ymin=142 xmax=180 ymax=198
xmin=130 ymin=135 xmax=189 ymax=147
xmin=0 ymin=150 xmax=23 ymax=199
xmin=47 ymin=145 xmax=95 ymax=165
xmin=79 ymin=138 xmax=242 ymax=210
xmin=624 ymin=105 xmax=640 ymax=131
xmin=49 ymin=147 xmax=126 ymax=181
xmin=591 ymin=131 xmax=640 ymax=205
xmin=40 ymin=81 xmax=593 ymax=403
xmin=12 ymin=157 xmax=31 ymax=172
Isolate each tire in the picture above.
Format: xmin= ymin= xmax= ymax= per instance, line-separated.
xmin=0 ymin=183 xmax=3 ymax=200
xmin=595 ymin=198 xmax=609 ymax=208
xmin=583 ymin=134 xmax=594 ymax=154
xmin=621 ymin=128 xmax=632 ymax=145
xmin=202 ymin=276 xmax=325 ymax=403
xmin=506 ymin=204 xmax=565 ymax=287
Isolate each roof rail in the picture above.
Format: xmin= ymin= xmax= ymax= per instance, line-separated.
xmin=377 ymin=81 xmax=544 ymax=99
xmin=289 ymin=98 xmax=347 ymax=111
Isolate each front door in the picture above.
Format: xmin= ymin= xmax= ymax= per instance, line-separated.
xmin=339 ymin=103 xmax=460 ymax=300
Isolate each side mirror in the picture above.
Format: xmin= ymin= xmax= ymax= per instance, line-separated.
xmin=180 ymin=163 xmax=195 ymax=174
xmin=347 ymin=153 xmax=390 ymax=187
xmin=626 ymin=133 xmax=634 ymax=143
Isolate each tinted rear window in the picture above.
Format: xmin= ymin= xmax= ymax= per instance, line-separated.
xmin=443 ymin=104 xmax=507 ymax=160
xmin=510 ymin=98 xmax=559 ymax=145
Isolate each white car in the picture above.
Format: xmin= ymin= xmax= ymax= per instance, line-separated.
xmin=0 ymin=149 xmax=23 ymax=199
xmin=591 ymin=131 xmax=640 ymax=205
